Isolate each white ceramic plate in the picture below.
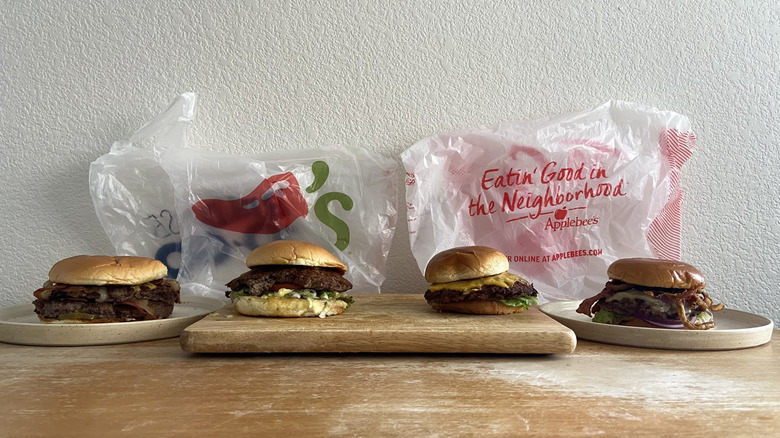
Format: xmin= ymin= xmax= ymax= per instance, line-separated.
xmin=0 ymin=295 xmax=225 ymax=346
xmin=539 ymin=300 xmax=774 ymax=350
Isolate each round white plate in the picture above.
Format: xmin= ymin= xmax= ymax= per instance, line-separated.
xmin=539 ymin=300 xmax=774 ymax=350
xmin=0 ymin=295 xmax=225 ymax=346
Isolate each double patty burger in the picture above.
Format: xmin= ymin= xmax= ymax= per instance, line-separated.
xmin=576 ymin=257 xmax=724 ymax=330
xmin=225 ymin=240 xmax=354 ymax=318
xmin=33 ymin=255 xmax=180 ymax=323
xmin=423 ymin=246 xmax=538 ymax=314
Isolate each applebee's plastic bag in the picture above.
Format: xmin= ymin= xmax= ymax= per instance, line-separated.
xmin=402 ymin=100 xmax=696 ymax=302
xmin=160 ymin=147 xmax=398 ymax=297
xmin=89 ymin=93 xmax=196 ymax=278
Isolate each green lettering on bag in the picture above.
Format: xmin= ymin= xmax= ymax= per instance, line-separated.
xmin=306 ymin=160 xmax=330 ymax=193
xmin=314 ymin=192 xmax=353 ymax=251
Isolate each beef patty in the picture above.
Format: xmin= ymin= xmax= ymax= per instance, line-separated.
xmin=33 ymin=279 xmax=181 ymax=303
xmin=34 ymin=300 xmax=175 ymax=321
xmin=226 ymin=266 xmax=353 ymax=297
xmin=424 ymin=280 xmax=538 ymax=304
xmin=32 ymin=278 xmax=180 ymax=322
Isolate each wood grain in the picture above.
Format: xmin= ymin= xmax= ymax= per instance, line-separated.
xmin=1 ymin=333 xmax=777 ymax=437
xmin=180 ymin=294 xmax=577 ymax=354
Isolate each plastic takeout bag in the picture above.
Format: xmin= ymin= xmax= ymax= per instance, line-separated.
xmin=402 ymin=101 xmax=696 ymax=302
xmin=89 ymin=93 xmax=196 ymax=278
xmin=160 ymin=146 xmax=398 ymax=297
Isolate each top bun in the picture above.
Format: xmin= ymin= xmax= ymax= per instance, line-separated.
xmin=246 ymin=240 xmax=347 ymax=274
xmin=607 ymin=257 xmax=705 ymax=290
xmin=425 ymin=246 xmax=508 ymax=284
xmin=49 ymin=255 xmax=168 ymax=286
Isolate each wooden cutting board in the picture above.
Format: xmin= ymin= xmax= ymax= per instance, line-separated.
xmin=180 ymin=294 xmax=577 ymax=354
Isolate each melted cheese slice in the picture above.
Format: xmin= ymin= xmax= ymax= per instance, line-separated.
xmin=428 ymin=271 xmax=524 ymax=293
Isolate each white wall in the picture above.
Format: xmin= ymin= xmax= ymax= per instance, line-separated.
xmin=2 ymin=1 xmax=778 ymax=325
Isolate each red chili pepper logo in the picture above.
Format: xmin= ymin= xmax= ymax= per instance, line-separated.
xmin=191 ymin=172 xmax=309 ymax=234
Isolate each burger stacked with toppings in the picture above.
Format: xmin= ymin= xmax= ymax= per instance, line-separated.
xmin=423 ymin=245 xmax=538 ymax=314
xmin=226 ymin=240 xmax=354 ymax=318
xmin=576 ymin=257 xmax=724 ymax=330
xmin=33 ymin=255 xmax=180 ymax=323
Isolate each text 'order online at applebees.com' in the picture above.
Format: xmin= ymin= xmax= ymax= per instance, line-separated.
xmin=505 ymin=248 xmax=604 ymax=264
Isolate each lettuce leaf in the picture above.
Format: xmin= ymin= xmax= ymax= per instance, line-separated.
xmin=591 ymin=309 xmax=629 ymax=325
xmin=499 ymin=296 xmax=539 ymax=309
xmin=228 ymin=288 xmax=250 ymax=302
xmin=694 ymin=311 xmax=713 ymax=324
xmin=228 ymin=288 xmax=354 ymax=306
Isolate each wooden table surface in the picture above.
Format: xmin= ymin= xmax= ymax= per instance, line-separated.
xmin=1 ymin=330 xmax=777 ymax=437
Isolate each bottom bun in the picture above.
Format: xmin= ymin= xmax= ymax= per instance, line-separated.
xmin=616 ymin=317 xmax=703 ymax=329
xmin=234 ymin=296 xmax=349 ymax=318
xmin=37 ymin=316 xmax=133 ymax=324
xmin=427 ymin=300 xmax=527 ymax=315
xmin=617 ymin=317 xmax=657 ymax=328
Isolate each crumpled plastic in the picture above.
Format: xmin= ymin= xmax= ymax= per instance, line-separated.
xmin=89 ymin=93 xmax=196 ymax=278
xmin=160 ymin=146 xmax=398 ymax=297
xmin=402 ymin=101 xmax=695 ymax=302
xmin=91 ymin=93 xmax=398 ymax=298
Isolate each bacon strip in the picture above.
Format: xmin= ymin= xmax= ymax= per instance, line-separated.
xmin=576 ymin=291 xmax=607 ymax=316
xmin=578 ymin=281 xmax=723 ymax=330
xmin=33 ymin=283 xmax=90 ymax=300
xmin=575 ymin=281 xmax=633 ymax=317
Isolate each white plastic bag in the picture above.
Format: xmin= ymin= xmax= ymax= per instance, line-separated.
xmin=402 ymin=101 xmax=696 ymax=301
xmin=160 ymin=147 xmax=398 ymax=297
xmin=89 ymin=93 xmax=196 ymax=278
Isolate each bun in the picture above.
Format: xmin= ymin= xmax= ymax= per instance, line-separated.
xmin=425 ymin=246 xmax=508 ymax=284
xmin=37 ymin=315 xmax=134 ymax=324
xmin=48 ymin=255 xmax=168 ymax=286
xmin=428 ymin=300 xmax=527 ymax=315
xmin=246 ymin=240 xmax=347 ymax=274
xmin=618 ymin=317 xmax=656 ymax=328
xmin=233 ymin=296 xmax=349 ymax=318
xmin=607 ymin=258 xmax=705 ymax=289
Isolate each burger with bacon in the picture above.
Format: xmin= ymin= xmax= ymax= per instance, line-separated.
xmin=576 ymin=258 xmax=724 ymax=330
xmin=225 ymin=240 xmax=354 ymax=318
xmin=33 ymin=255 xmax=180 ymax=323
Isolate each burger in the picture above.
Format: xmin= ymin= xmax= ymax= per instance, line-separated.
xmin=576 ymin=257 xmax=724 ymax=330
xmin=33 ymin=255 xmax=181 ymax=323
xmin=423 ymin=246 xmax=538 ymax=314
xmin=225 ymin=240 xmax=354 ymax=318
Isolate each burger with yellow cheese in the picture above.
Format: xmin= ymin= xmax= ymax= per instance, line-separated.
xmin=423 ymin=246 xmax=538 ymax=314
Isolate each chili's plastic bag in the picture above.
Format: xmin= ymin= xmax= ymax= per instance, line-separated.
xmin=160 ymin=147 xmax=398 ymax=297
xmin=402 ymin=100 xmax=696 ymax=302
xmin=89 ymin=93 xmax=196 ymax=278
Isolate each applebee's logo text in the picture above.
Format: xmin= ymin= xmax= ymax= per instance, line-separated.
xmin=468 ymin=160 xmax=626 ymax=229
xmin=544 ymin=209 xmax=599 ymax=231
